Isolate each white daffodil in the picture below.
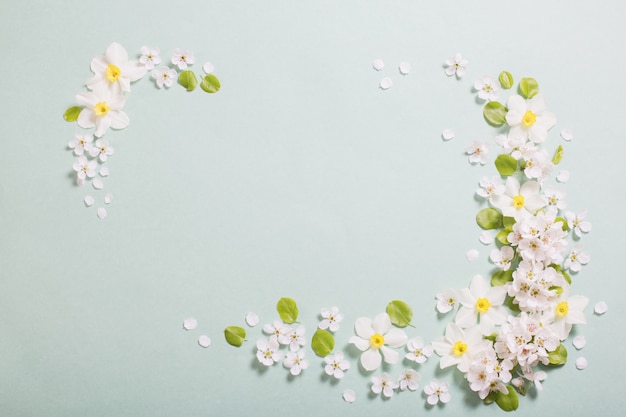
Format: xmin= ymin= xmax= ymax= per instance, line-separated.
xmin=139 ymin=46 xmax=161 ymax=70
xmin=455 ymin=274 xmax=508 ymax=335
xmin=348 ymin=312 xmax=407 ymax=371
xmin=76 ymin=86 xmax=129 ymax=138
xmin=319 ymin=306 xmax=343 ymax=332
xmin=86 ymin=42 xmax=147 ymax=94
xmin=506 ymin=94 xmax=557 ymax=143
xmin=474 ymin=76 xmax=500 ymax=101
xmin=431 ymin=323 xmax=487 ymax=372
xmin=546 ymin=295 xmax=589 ymax=340
xmin=324 ymin=352 xmax=350 ymax=379
xmin=490 ymin=176 xmax=546 ymax=219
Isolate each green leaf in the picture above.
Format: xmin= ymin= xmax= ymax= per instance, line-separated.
xmin=63 ymin=106 xmax=81 ymax=122
xmin=502 ymin=216 xmax=515 ymax=228
xmin=386 ymin=300 xmax=413 ymax=328
xmin=178 ymin=70 xmax=198 ymax=91
xmin=548 ymin=344 xmax=568 ymax=365
xmin=311 ymin=329 xmax=334 ymax=356
xmin=519 ymin=77 xmax=539 ymax=99
xmin=200 ymin=74 xmax=221 ymax=93
xmin=498 ymin=71 xmax=514 ymax=89
xmin=276 ymin=297 xmax=299 ymax=323
xmin=476 ymin=208 xmax=503 ymax=230
xmin=555 ymin=217 xmax=569 ymax=232
xmin=224 ymin=326 xmax=246 ymax=347
xmin=494 ymin=154 xmax=518 ymax=176
xmin=549 ymin=285 xmax=564 ymax=295
xmin=483 ymin=101 xmax=508 ymax=127
xmin=495 ymin=386 xmax=519 ymax=412
xmin=552 ymin=145 xmax=564 ymax=164
xmin=484 ymin=332 xmax=498 ymax=343
xmin=496 ymin=228 xmax=512 ymax=244
xmin=506 ymin=296 xmax=521 ymax=313
xmin=550 ymin=263 xmax=572 ymax=284
xmin=492 ymin=270 xmax=513 ymax=286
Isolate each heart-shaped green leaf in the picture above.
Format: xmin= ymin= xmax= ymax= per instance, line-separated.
xmin=548 ymin=344 xmax=568 ymax=365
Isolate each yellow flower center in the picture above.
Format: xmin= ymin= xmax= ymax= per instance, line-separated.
xmin=94 ymin=101 xmax=110 ymax=117
xmin=106 ymin=64 xmax=121 ymax=82
xmin=513 ymin=194 xmax=525 ymax=209
xmin=452 ymin=340 xmax=468 ymax=357
xmin=476 ymin=297 xmax=491 ymax=313
xmin=556 ymin=301 xmax=569 ymax=317
xmin=370 ymin=333 xmax=385 ymax=349
xmin=522 ymin=110 xmax=537 ymax=127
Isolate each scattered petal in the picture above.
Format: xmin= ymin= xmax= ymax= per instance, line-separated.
xmin=198 ymin=335 xmax=211 ymax=348
xmin=104 ymin=193 xmax=113 ymax=204
xmin=479 ymin=231 xmax=494 ymax=245
xmin=202 ymin=62 xmax=215 ymax=74
xmin=466 ymin=249 xmax=479 ymax=262
xmin=573 ymin=335 xmax=586 ymax=350
xmin=342 ymin=389 xmax=356 ymax=403
xmin=84 ymin=196 xmax=95 ymax=207
xmin=399 ymin=62 xmax=411 ymax=75
xmin=372 ymin=59 xmax=384 ymax=71
xmin=246 ymin=312 xmax=260 ymax=327
xmin=594 ymin=301 xmax=608 ymax=315
xmin=183 ymin=318 xmax=198 ymax=330
xmin=556 ymin=170 xmax=570 ymax=183
xmin=442 ymin=129 xmax=455 ymax=141
xmin=379 ymin=77 xmax=392 ymax=90
xmin=99 ymin=167 xmax=110 ymax=177
xmin=93 ymin=178 xmax=104 ymax=190
xmin=560 ymin=129 xmax=574 ymax=141
xmin=575 ymin=357 xmax=588 ymax=370
xmin=97 ymin=208 xmax=107 ymax=219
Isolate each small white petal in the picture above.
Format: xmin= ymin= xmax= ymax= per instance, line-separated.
xmin=560 ymin=129 xmax=574 ymax=141
xmin=442 ymin=129 xmax=455 ymax=141
xmin=342 ymin=389 xmax=356 ymax=403
xmin=104 ymin=193 xmax=113 ymax=204
xmin=479 ymin=231 xmax=494 ymax=245
xmin=594 ymin=301 xmax=608 ymax=315
xmin=246 ymin=312 xmax=260 ymax=327
xmin=183 ymin=318 xmax=198 ymax=330
xmin=575 ymin=357 xmax=588 ymax=370
xmin=84 ymin=195 xmax=95 ymax=207
xmin=202 ymin=62 xmax=215 ymax=74
xmin=97 ymin=208 xmax=107 ymax=219
xmin=93 ymin=178 xmax=104 ymax=190
xmin=99 ymin=167 xmax=110 ymax=177
xmin=556 ymin=170 xmax=570 ymax=183
xmin=198 ymin=335 xmax=211 ymax=348
xmin=372 ymin=59 xmax=384 ymax=71
xmin=379 ymin=77 xmax=392 ymax=90
xmin=399 ymin=62 xmax=411 ymax=75
xmin=573 ymin=335 xmax=586 ymax=350
xmin=466 ymin=249 xmax=479 ymax=262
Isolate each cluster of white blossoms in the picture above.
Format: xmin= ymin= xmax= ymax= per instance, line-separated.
xmin=435 ymin=79 xmax=592 ymax=408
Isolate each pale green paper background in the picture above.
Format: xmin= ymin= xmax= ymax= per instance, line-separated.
xmin=1 ymin=0 xmax=625 ymax=416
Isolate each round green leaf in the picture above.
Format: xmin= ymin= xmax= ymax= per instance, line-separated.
xmin=178 ymin=70 xmax=198 ymax=91
xmin=552 ymin=145 xmax=564 ymax=164
xmin=476 ymin=208 xmax=503 ymax=230
xmin=386 ymin=300 xmax=413 ymax=328
xmin=201 ymin=74 xmax=221 ymax=93
xmin=519 ymin=77 xmax=539 ymax=99
xmin=502 ymin=216 xmax=516 ymax=228
xmin=224 ymin=326 xmax=246 ymax=347
xmin=63 ymin=106 xmax=81 ymax=122
xmin=311 ymin=329 xmax=334 ymax=357
xmin=548 ymin=344 xmax=568 ymax=365
xmin=495 ymin=386 xmax=519 ymax=412
xmin=498 ymin=71 xmax=514 ymax=89
xmin=494 ymin=154 xmax=518 ymax=176
xmin=496 ymin=228 xmax=512 ymax=244
xmin=276 ymin=297 xmax=299 ymax=323
xmin=491 ymin=270 xmax=513 ymax=286
xmin=483 ymin=101 xmax=508 ymax=127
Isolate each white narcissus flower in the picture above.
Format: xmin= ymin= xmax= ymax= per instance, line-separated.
xmin=139 ymin=46 xmax=161 ymax=70
xmin=474 ymin=76 xmax=500 ymax=101
xmin=324 ymin=352 xmax=350 ymax=379
xmin=172 ymin=48 xmax=195 ymax=70
xmin=398 ymin=369 xmax=421 ymax=391
xmin=431 ymin=323 xmax=487 ymax=372
xmin=466 ymin=141 xmax=489 ymax=165
xmin=86 ymin=42 xmax=147 ymax=94
xmin=348 ymin=313 xmax=407 ymax=371
xmin=455 ymin=275 xmax=508 ymax=335
xmin=546 ymin=295 xmax=589 ymax=340
xmin=89 ymin=139 xmax=114 ymax=162
xmin=68 ymin=131 xmax=93 ymax=156
xmin=506 ymin=94 xmax=557 ymax=143
xmin=405 ymin=337 xmax=434 ymax=364
xmin=76 ymin=86 xmax=129 ymax=138
xmin=256 ymin=338 xmax=283 ymax=366
xmin=490 ymin=176 xmax=546 ymax=219
xmin=319 ymin=306 xmax=343 ymax=332
xmin=564 ymin=245 xmax=590 ymax=272
xmin=72 ymin=156 xmax=97 ymax=182
xmin=444 ymin=53 xmax=468 ymax=77
xmin=371 ymin=373 xmax=399 ymax=398
xmin=152 ymin=66 xmax=178 ymax=88
xmin=424 ymin=380 xmax=451 ymax=405
xmin=565 ymin=210 xmax=592 ymax=238
xmin=283 ymin=350 xmax=309 ymax=376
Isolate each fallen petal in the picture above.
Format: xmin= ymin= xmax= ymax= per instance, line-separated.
xmin=198 ymin=335 xmax=211 ymax=348
xmin=343 ymin=389 xmax=356 ymax=403
xmin=442 ymin=129 xmax=455 ymax=141
xmin=246 ymin=312 xmax=260 ymax=327
xmin=372 ymin=59 xmax=384 ymax=71
xmin=84 ymin=195 xmax=95 ymax=207
xmin=183 ymin=318 xmax=197 ymax=330
xmin=594 ymin=301 xmax=608 ymax=315
xmin=466 ymin=249 xmax=479 ymax=262
xmin=573 ymin=335 xmax=586 ymax=350
xmin=379 ymin=77 xmax=392 ymax=90
xmin=97 ymin=208 xmax=107 ymax=219
xmin=575 ymin=357 xmax=587 ymax=370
